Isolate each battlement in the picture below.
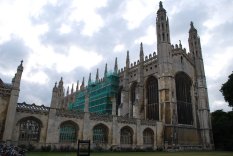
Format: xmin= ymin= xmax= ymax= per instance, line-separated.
xmin=171 ymin=41 xmax=194 ymax=65
xmin=17 ymin=102 xmax=50 ymax=115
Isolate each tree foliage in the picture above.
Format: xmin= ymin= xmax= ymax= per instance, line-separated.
xmin=211 ymin=110 xmax=233 ymax=151
xmin=220 ymin=72 xmax=233 ymax=107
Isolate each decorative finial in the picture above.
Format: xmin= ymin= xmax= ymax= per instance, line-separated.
xmin=96 ymin=68 xmax=99 ymax=82
xmin=179 ymin=40 xmax=182 ymax=48
xmin=159 ymin=1 xmax=163 ymax=8
xmin=140 ymin=42 xmax=144 ymax=57
xmin=71 ymin=83 xmax=74 ymax=93
xmin=17 ymin=60 xmax=24 ymax=71
xmin=190 ymin=21 xmax=194 ymax=28
xmin=67 ymin=86 xmax=69 ymax=95
xmin=88 ymin=73 xmax=91 ymax=85
xmin=189 ymin=21 xmax=197 ymax=33
xmin=76 ymin=80 xmax=79 ymax=91
xmin=55 ymin=82 xmax=57 ymax=87
xmin=104 ymin=63 xmax=108 ymax=77
xmin=126 ymin=50 xmax=129 ymax=62
xmin=114 ymin=57 xmax=118 ymax=74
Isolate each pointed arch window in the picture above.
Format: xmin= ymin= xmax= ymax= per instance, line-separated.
xmin=19 ymin=118 xmax=41 ymax=142
xmin=93 ymin=124 xmax=108 ymax=144
xmin=143 ymin=128 xmax=154 ymax=145
xmin=146 ymin=76 xmax=159 ymax=120
xmin=59 ymin=122 xmax=77 ymax=143
xmin=120 ymin=126 xmax=133 ymax=145
xmin=131 ymin=82 xmax=137 ymax=105
xmin=175 ymin=72 xmax=193 ymax=125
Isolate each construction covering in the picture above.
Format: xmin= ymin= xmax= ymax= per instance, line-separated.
xmin=68 ymin=72 xmax=119 ymax=114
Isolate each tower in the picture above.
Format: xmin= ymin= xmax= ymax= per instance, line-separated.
xmin=137 ymin=43 xmax=144 ymax=118
xmin=50 ymin=82 xmax=58 ymax=108
xmin=3 ymin=61 xmax=23 ymax=141
xmin=156 ymin=1 xmax=176 ymax=145
xmin=188 ymin=22 xmax=213 ymax=149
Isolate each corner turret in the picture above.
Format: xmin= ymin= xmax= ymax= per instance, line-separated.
xmin=3 ymin=61 xmax=24 ymax=141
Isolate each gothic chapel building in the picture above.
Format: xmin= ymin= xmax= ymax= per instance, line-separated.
xmin=0 ymin=2 xmax=213 ymax=150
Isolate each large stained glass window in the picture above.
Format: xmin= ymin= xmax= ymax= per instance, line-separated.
xmin=175 ymin=72 xmax=193 ymax=125
xmin=146 ymin=76 xmax=159 ymax=120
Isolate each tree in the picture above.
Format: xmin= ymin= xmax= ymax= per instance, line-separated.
xmin=211 ymin=110 xmax=233 ymax=151
xmin=220 ymin=72 xmax=233 ymax=107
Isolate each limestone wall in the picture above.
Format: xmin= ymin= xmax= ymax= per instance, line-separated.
xmin=0 ymin=96 xmax=10 ymax=140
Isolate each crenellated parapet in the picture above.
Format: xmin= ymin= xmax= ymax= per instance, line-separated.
xmin=171 ymin=41 xmax=194 ymax=66
xmin=16 ymin=102 xmax=50 ymax=115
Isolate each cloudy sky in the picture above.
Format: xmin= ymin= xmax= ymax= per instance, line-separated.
xmin=0 ymin=0 xmax=232 ymax=112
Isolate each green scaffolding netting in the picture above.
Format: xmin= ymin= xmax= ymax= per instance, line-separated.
xmin=68 ymin=72 xmax=119 ymax=114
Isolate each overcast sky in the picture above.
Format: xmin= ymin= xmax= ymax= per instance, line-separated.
xmin=0 ymin=0 xmax=232 ymax=112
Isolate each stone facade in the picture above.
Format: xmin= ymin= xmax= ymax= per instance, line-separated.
xmin=0 ymin=2 xmax=213 ymax=150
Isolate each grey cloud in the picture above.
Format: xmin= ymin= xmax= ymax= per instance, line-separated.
xmin=0 ymin=36 xmax=30 ymax=70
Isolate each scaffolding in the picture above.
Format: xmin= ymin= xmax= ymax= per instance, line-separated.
xmin=68 ymin=72 xmax=119 ymax=114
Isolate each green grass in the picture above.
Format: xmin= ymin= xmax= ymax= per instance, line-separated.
xmin=27 ymin=151 xmax=233 ymax=156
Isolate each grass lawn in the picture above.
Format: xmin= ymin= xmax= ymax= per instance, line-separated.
xmin=27 ymin=151 xmax=233 ymax=156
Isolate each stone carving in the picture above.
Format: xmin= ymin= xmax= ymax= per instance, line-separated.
xmin=56 ymin=109 xmax=84 ymax=119
xmin=89 ymin=112 xmax=113 ymax=122
xmin=16 ymin=102 xmax=50 ymax=115
xmin=117 ymin=116 xmax=136 ymax=124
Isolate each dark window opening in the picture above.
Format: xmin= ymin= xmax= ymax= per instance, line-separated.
xmin=146 ymin=76 xmax=159 ymax=120
xmin=19 ymin=119 xmax=41 ymax=142
xmin=93 ymin=124 xmax=108 ymax=144
xmin=59 ymin=122 xmax=77 ymax=143
xmin=131 ymin=83 xmax=137 ymax=105
xmin=175 ymin=72 xmax=193 ymax=125
xmin=120 ymin=127 xmax=133 ymax=145
xmin=143 ymin=128 xmax=154 ymax=145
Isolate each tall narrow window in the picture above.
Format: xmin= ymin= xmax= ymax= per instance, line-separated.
xmin=143 ymin=128 xmax=154 ymax=145
xmin=175 ymin=72 xmax=193 ymax=125
xmin=116 ymin=87 xmax=123 ymax=115
xmin=131 ymin=82 xmax=137 ymax=105
xmin=19 ymin=118 xmax=41 ymax=142
xmin=146 ymin=76 xmax=159 ymax=120
xmin=59 ymin=121 xmax=77 ymax=143
xmin=120 ymin=126 xmax=133 ymax=145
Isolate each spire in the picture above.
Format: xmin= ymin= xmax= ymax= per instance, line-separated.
xmin=179 ymin=40 xmax=182 ymax=49
xmin=140 ymin=42 xmax=144 ymax=62
xmin=53 ymin=82 xmax=57 ymax=92
xmin=81 ymin=77 xmax=85 ymax=90
xmin=126 ymin=50 xmax=130 ymax=68
xmin=17 ymin=60 xmax=24 ymax=71
xmin=159 ymin=1 xmax=163 ymax=8
xmin=88 ymin=73 xmax=91 ymax=85
xmin=114 ymin=57 xmax=118 ymax=74
xmin=104 ymin=63 xmax=108 ymax=77
xmin=58 ymin=77 xmax=63 ymax=88
xmin=66 ymin=86 xmax=69 ymax=95
xmin=76 ymin=80 xmax=79 ymax=91
xmin=156 ymin=1 xmax=170 ymax=44
xmin=96 ymin=68 xmax=99 ymax=82
xmin=189 ymin=21 xmax=197 ymax=33
xmin=157 ymin=1 xmax=166 ymax=14
xmin=71 ymin=83 xmax=74 ymax=94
